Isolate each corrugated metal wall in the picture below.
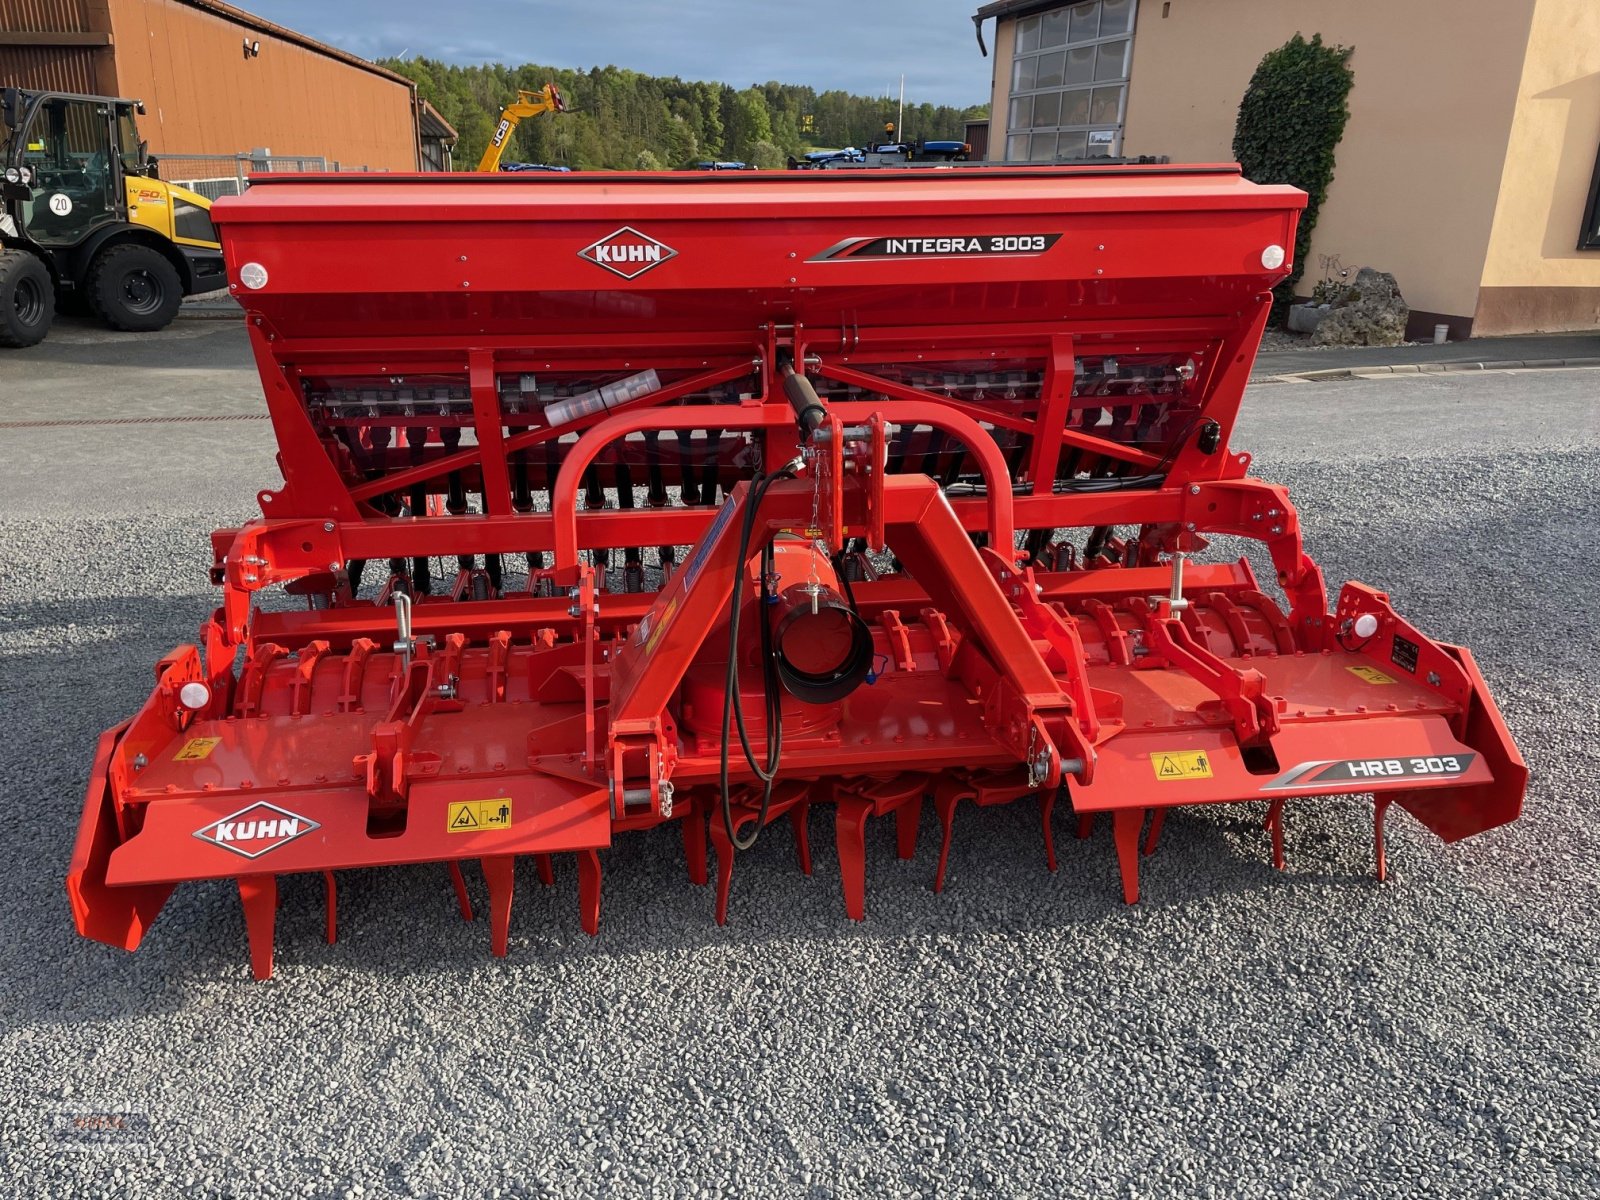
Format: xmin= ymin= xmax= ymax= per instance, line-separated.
xmin=106 ymin=0 xmax=419 ymax=169
xmin=2 ymin=0 xmax=93 ymax=31
xmin=0 ymin=0 xmax=117 ymax=93
xmin=3 ymin=1 xmax=418 ymax=169
xmin=0 ymin=45 xmax=97 ymax=93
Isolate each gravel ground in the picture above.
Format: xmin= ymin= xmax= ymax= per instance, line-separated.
xmin=1257 ymin=329 xmax=1315 ymax=353
xmin=0 ymin=333 xmax=1596 ymax=1197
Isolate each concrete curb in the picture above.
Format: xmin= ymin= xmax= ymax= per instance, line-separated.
xmin=1255 ymin=355 xmax=1600 ymax=383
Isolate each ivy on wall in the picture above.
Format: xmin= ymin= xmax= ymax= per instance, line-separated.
xmin=1232 ymin=34 xmax=1355 ymax=316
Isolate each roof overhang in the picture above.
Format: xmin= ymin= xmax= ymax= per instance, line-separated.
xmin=971 ymin=0 xmax=1067 ymax=56
xmin=418 ymin=99 xmax=458 ymax=144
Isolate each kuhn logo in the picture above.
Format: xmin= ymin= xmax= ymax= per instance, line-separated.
xmin=578 ymin=227 xmax=678 ymax=279
xmin=194 ymin=802 xmax=319 ymax=860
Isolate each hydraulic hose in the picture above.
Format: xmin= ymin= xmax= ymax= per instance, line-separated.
xmin=719 ymin=468 xmax=794 ymax=851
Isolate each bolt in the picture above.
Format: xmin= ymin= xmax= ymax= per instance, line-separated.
xmin=329 ymin=561 xmax=341 ymax=572
xmin=1189 ymin=485 xmax=1200 ymax=495
xmin=323 ymin=521 xmax=335 ymax=532
xmin=1186 ymin=522 xmax=1196 ymax=531
xmin=461 ymin=281 xmax=470 ymax=287
xmin=133 ymin=754 xmax=147 ymax=770
xmin=459 ymin=255 xmax=468 ymax=262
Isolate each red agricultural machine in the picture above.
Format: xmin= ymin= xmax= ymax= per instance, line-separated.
xmin=67 ymin=165 xmax=1526 ymax=979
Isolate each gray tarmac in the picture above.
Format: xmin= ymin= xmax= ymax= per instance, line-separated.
xmin=0 ymin=319 xmax=1596 ymax=1197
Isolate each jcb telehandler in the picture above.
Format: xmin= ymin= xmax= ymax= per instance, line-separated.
xmin=0 ymin=87 xmax=225 ymax=348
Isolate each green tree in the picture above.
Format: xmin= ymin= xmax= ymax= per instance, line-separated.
xmin=1232 ymin=33 xmax=1355 ymax=315
xmin=723 ymin=89 xmax=773 ymax=160
xmin=748 ymin=140 xmax=785 ymax=169
xmin=378 ymin=56 xmax=980 ymax=171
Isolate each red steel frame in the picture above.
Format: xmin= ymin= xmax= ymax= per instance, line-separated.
xmin=67 ymin=166 xmax=1526 ymax=978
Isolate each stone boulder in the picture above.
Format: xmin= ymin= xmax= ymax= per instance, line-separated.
xmin=1310 ymin=268 xmax=1410 ymax=347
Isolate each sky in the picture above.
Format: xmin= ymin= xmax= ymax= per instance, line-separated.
xmin=242 ymin=0 xmax=996 ymax=108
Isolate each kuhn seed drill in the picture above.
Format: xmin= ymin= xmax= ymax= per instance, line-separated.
xmin=68 ymin=165 xmax=1526 ymax=978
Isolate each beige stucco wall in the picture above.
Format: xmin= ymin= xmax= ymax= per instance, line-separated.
xmin=982 ymin=0 xmax=1538 ymax=326
xmin=1475 ymin=0 xmax=1600 ymax=333
xmin=1120 ymin=0 xmax=1535 ymax=323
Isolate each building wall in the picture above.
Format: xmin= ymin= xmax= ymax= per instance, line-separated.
xmin=986 ymin=17 xmax=1014 ymax=155
xmin=1115 ymin=0 xmax=1536 ymax=331
xmin=0 ymin=0 xmax=118 ymax=93
xmin=103 ymin=0 xmax=417 ymax=169
xmin=1475 ymin=0 xmax=1600 ymax=334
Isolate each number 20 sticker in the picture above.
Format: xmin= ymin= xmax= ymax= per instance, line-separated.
xmin=48 ymin=193 xmax=73 ymax=216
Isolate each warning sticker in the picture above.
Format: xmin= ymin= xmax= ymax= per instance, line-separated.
xmin=447 ymin=799 xmax=514 ymax=833
xmin=1150 ymin=751 xmax=1213 ymax=781
xmin=174 ymin=737 xmax=221 ymax=762
xmin=1347 ymin=664 xmax=1395 ymax=685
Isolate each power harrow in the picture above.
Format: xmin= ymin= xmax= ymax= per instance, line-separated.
xmin=67 ymin=165 xmax=1526 ymax=978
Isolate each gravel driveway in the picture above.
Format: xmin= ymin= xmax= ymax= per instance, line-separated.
xmin=1 ymin=328 xmax=1594 ymax=1197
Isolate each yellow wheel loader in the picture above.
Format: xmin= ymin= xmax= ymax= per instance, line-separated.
xmin=0 ymin=87 xmax=225 ymax=348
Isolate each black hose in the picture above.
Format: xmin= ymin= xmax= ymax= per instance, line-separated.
xmin=719 ymin=469 xmax=793 ymax=851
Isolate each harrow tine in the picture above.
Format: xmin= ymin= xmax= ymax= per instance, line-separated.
xmin=323 ymin=871 xmax=337 ymax=945
xmin=835 ymin=796 xmax=872 ymax=921
xmin=535 ymin=853 xmax=555 ymax=887
xmin=481 ymin=855 xmax=515 ymax=957
xmin=1111 ymin=809 xmax=1146 ymax=904
xmin=1264 ymin=799 xmax=1287 ymax=870
xmin=932 ymin=785 xmax=961 ymax=893
xmin=1077 ymin=813 xmax=1094 ymax=840
xmin=448 ymin=861 xmax=474 ymax=921
xmin=1375 ymin=797 xmax=1394 ymax=883
xmin=709 ymin=813 xmax=746 ymax=926
xmin=578 ymin=850 xmax=602 ymax=936
xmin=238 ymin=874 xmax=277 ymax=981
xmin=1143 ymin=809 xmax=1166 ymax=857
xmin=895 ymin=794 xmax=923 ymax=860
xmin=682 ymin=800 xmax=709 ymax=886
xmin=789 ymin=802 xmax=813 ymax=876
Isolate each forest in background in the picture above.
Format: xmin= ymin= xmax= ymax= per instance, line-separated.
xmin=379 ymin=57 xmax=988 ymax=170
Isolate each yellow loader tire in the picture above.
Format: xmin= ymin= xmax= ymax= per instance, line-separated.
xmin=0 ymin=249 xmax=55 ymax=349
xmin=87 ymin=243 xmax=183 ymax=333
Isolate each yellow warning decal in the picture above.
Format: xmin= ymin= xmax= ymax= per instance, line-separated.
xmin=1150 ymin=750 xmax=1213 ymax=781
xmin=1347 ymin=665 xmax=1395 ymax=685
xmin=447 ymin=799 xmax=514 ymax=833
xmin=174 ymin=737 xmax=221 ymax=762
